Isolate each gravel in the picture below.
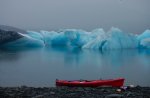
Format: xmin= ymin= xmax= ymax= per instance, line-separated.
xmin=0 ymin=86 xmax=150 ymax=98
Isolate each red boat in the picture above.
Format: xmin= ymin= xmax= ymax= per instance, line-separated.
xmin=56 ymin=78 xmax=125 ymax=87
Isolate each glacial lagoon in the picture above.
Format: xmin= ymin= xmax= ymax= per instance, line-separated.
xmin=0 ymin=47 xmax=150 ymax=87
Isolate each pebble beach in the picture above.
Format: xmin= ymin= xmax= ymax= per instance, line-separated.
xmin=0 ymin=86 xmax=150 ymax=98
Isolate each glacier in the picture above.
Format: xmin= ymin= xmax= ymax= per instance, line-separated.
xmin=0 ymin=27 xmax=150 ymax=50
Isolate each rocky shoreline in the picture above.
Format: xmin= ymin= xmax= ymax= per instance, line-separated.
xmin=0 ymin=86 xmax=150 ymax=98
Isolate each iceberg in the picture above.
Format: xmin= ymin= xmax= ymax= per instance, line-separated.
xmin=101 ymin=28 xmax=138 ymax=50
xmin=83 ymin=28 xmax=138 ymax=50
xmin=0 ymin=27 xmax=150 ymax=50
xmin=3 ymin=33 xmax=44 ymax=48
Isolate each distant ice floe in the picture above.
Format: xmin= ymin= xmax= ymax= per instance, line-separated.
xmin=0 ymin=27 xmax=150 ymax=50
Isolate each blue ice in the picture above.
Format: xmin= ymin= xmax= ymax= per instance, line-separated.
xmin=1 ymin=28 xmax=150 ymax=50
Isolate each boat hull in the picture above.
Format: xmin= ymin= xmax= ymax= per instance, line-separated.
xmin=56 ymin=78 xmax=125 ymax=87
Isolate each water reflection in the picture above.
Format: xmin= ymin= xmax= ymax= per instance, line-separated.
xmin=0 ymin=47 xmax=150 ymax=87
xmin=45 ymin=47 xmax=150 ymax=67
xmin=0 ymin=47 xmax=42 ymax=62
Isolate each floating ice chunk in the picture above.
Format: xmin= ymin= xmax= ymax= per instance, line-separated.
xmin=3 ymin=33 xmax=44 ymax=48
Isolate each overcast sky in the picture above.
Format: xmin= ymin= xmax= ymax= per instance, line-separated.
xmin=0 ymin=0 xmax=150 ymax=33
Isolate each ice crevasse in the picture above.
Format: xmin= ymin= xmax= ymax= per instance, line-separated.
xmin=0 ymin=27 xmax=150 ymax=50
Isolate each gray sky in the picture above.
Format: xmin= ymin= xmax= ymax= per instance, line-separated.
xmin=0 ymin=0 xmax=150 ymax=33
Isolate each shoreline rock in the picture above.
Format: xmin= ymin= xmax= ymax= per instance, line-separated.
xmin=0 ymin=86 xmax=150 ymax=98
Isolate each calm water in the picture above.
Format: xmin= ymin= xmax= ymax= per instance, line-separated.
xmin=0 ymin=47 xmax=150 ymax=87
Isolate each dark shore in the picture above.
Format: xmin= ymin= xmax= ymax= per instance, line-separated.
xmin=0 ymin=86 xmax=150 ymax=98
